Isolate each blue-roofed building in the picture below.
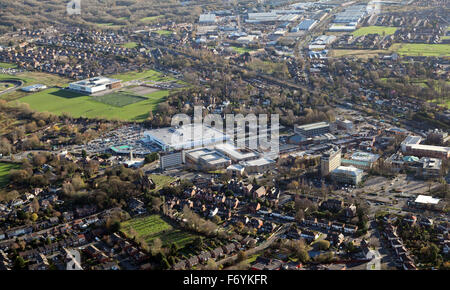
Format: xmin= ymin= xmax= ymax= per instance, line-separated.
xmin=292 ymin=19 xmax=317 ymax=31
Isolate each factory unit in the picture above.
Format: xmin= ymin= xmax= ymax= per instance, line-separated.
xmin=199 ymin=13 xmax=217 ymax=24
xmin=214 ymin=143 xmax=259 ymax=162
xmin=292 ymin=19 xmax=318 ymax=31
xmin=143 ymin=123 xmax=230 ymax=152
xmin=185 ymin=147 xmax=231 ymax=171
xmin=241 ymin=158 xmax=276 ymax=174
xmin=21 ymin=84 xmax=47 ymax=92
xmin=295 ymin=122 xmax=330 ymax=137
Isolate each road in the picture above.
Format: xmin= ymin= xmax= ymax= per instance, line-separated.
xmin=366 ymin=248 xmax=382 ymax=270
xmin=0 ymin=79 xmax=23 ymax=95
xmin=217 ymin=224 xmax=290 ymax=267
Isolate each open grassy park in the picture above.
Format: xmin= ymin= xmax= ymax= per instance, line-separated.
xmin=0 ymin=162 xmax=20 ymax=188
xmin=0 ymin=62 xmax=18 ymax=69
xmin=121 ymin=42 xmax=138 ymax=49
xmin=331 ymin=42 xmax=450 ymax=59
xmin=110 ymin=69 xmax=174 ymax=82
xmin=230 ymin=46 xmax=255 ymax=54
xmin=0 ymin=71 xmax=70 ymax=101
xmin=148 ymin=174 xmax=177 ymax=191
xmin=17 ymin=87 xmax=168 ymax=121
xmin=390 ymin=43 xmax=450 ymax=57
xmin=5 ymin=68 xmax=184 ymax=121
xmin=352 ymin=26 xmax=398 ymax=37
xmin=139 ymin=16 xmax=162 ymax=23
xmin=120 ymin=214 xmax=198 ymax=249
xmin=155 ymin=30 xmax=173 ymax=36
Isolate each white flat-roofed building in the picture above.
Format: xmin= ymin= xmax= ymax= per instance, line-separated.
xmin=242 ymin=157 xmax=276 ymax=174
xmin=401 ymin=135 xmax=423 ymax=152
xmin=198 ymin=152 xmax=231 ymax=170
xmin=68 ymin=76 xmax=121 ymax=94
xmin=21 ymin=84 xmax=47 ymax=92
xmin=414 ymin=195 xmax=440 ymax=205
xmin=246 ymin=12 xmax=279 ymax=23
xmin=335 ymin=119 xmax=353 ymax=131
xmin=214 ymin=143 xmax=259 ymax=162
xmin=295 ymin=122 xmax=330 ymax=137
xmin=143 ymin=123 xmax=230 ymax=152
xmin=418 ymin=157 xmax=442 ymax=179
xmin=328 ymin=24 xmax=357 ymax=31
xmin=199 ymin=13 xmax=217 ymax=24
xmin=330 ymin=166 xmax=363 ymax=185
xmin=351 ymin=151 xmax=380 ymax=164
xmin=309 ymin=35 xmax=337 ymax=50
xmin=185 ymin=147 xmax=231 ymax=171
xmin=226 ymin=164 xmax=245 ymax=176
xmin=236 ymin=35 xmax=258 ymax=44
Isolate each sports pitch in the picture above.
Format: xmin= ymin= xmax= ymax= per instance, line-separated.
xmin=91 ymin=91 xmax=147 ymax=107
xmin=352 ymin=26 xmax=398 ymax=37
xmin=18 ymin=88 xmax=168 ymax=121
xmin=0 ymin=162 xmax=20 ymax=188
xmin=120 ymin=214 xmax=198 ymax=249
xmin=14 ymin=69 xmax=182 ymax=121
xmin=390 ymin=43 xmax=450 ymax=57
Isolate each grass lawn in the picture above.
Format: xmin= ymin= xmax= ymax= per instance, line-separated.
xmin=94 ymin=22 xmax=125 ymax=29
xmin=155 ymin=30 xmax=173 ymax=36
xmin=230 ymin=46 xmax=255 ymax=54
xmin=122 ymin=42 xmax=138 ymax=49
xmin=110 ymin=69 xmax=173 ymax=82
xmin=429 ymin=98 xmax=450 ymax=109
xmin=0 ymin=71 xmax=70 ymax=101
xmin=352 ymin=26 xmax=398 ymax=37
xmin=0 ymin=162 xmax=20 ymax=188
xmin=140 ymin=16 xmax=162 ymax=23
xmin=330 ymin=49 xmax=388 ymax=58
xmin=91 ymin=91 xmax=147 ymax=107
xmin=390 ymin=43 xmax=450 ymax=57
xmin=0 ymin=62 xmax=18 ymax=69
xmin=121 ymin=214 xmax=198 ymax=248
xmin=148 ymin=174 xmax=177 ymax=191
xmin=17 ymin=88 xmax=168 ymax=121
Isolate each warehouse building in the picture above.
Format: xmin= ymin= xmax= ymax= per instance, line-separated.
xmin=242 ymin=157 xmax=276 ymax=174
xmin=246 ymin=12 xmax=279 ymax=23
xmin=214 ymin=143 xmax=259 ymax=162
xmin=185 ymin=147 xmax=231 ymax=171
xmin=295 ymin=122 xmax=330 ymax=137
xmin=143 ymin=123 xmax=230 ymax=152
xmin=21 ymin=84 xmax=47 ymax=92
xmin=68 ymin=76 xmax=121 ymax=94
xmin=199 ymin=13 xmax=217 ymax=24
xmin=292 ymin=19 xmax=318 ymax=31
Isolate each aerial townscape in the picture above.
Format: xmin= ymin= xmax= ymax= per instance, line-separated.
xmin=0 ymin=0 xmax=449 ymax=274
